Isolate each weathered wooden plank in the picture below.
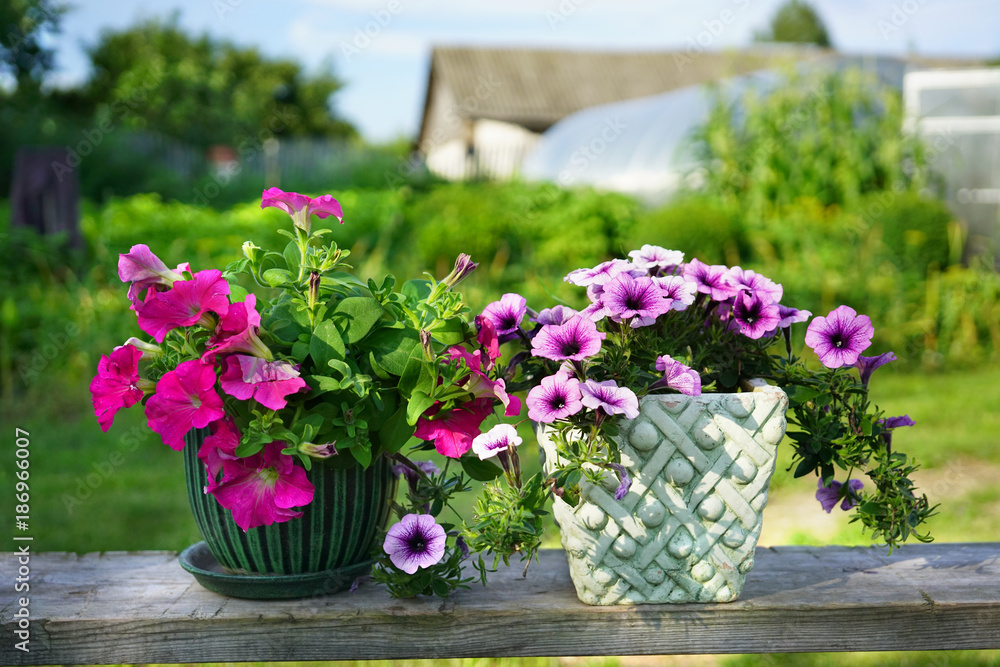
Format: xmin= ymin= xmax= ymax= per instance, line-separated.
xmin=2 ymin=543 xmax=999 ymax=665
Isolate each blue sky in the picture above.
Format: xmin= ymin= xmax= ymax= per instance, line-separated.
xmin=47 ymin=0 xmax=1000 ymax=142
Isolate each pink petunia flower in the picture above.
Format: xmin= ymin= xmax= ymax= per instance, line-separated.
xmin=683 ymin=259 xmax=739 ymax=302
xmin=728 ymin=266 xmax=783 ymax=304
xmin=205 ymin=293 xmax=272 ymax=361
xmin=531 ymin=315 xmax=605 ymax=361
xmin=209 ymin=441 xmax=315 ymax=532
xmin=565 ymin=259 xmax=633 ymax=287
xmin=136 ymin=270 xmax=231 ymax=343
xmin=526 ymin=373 xmax=584 ymax=423
xmin=145 ymin=359 xmax=226 ymax=451
xmin=579 ymin=379 xmax=640 ymax=419
xmin=732 ymin=291 xmax=782 ymax=340
xmin=446 ymin=346 xmax=521 ymax=417
xmin=628 ymin=245 xmax=684 ymax=273
xmin=197 ymin=417 xmax=241 ymax=491
xmin=531 ymin=305 xmax=578 ymax=326
xmin=261 ymin=188 xmax=344 ymax=233
xmin=654 ymin=355 xmax=702 ymax=396
xmin=474 ymin=315 xmax=500 ymax=369
xmin=118 ymin=244 xmax=189 ymax=310
xmin=804 ymin=305 xmax=875 ymax=368
xmin=414 ymin=398 xmax=494 ymax=458
xmin=600 ymin=273 xmax=671 ymax=328
xmin=480 ymin=293 xmax=527 ymax=341
xmin=654 ymin=275 xmax=698 ymax=311
xmin=90 ymin=344 xmax=148 ymax=432
xmin=219 ymin=355 xmax=309 ymax=411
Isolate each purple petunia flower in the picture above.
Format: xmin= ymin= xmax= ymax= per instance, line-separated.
xmin=804 ymin=305 xmax=875 ymax=368
xmin=654 ymin=275 xmax=698 ymax=311
xmin=728 ymin=266 xmax=783 ymax=304
xmin=654 ymin=355 xmax=702 ymax=396
xmin=383 ymin=513 xmax=447 ymax=575
xmin=526 ymin=373 xmax=584 ymax=423
xmin=732 ymin=292 xmax=781 ymax=340
xmin=775 ymin=304 xmax=812 ymax=329
xmin=531 ymin=315 xmax=606 ymax=361
xmin=879 ymin=414 xmax=915 ymax=449
xmin=628 ymin=245 xmax=684 ymax=273
xmin=855 ymin=352 xmax=897 ymax=386
xmin=471 ymin=423 xmax=523 ymax=460
xmin=565 ymin=259 xmax=633 ymax=287
xmin=579 ymin=379 xmax=639 ymax=419
xmin=609 ymin=462 xmax=632 ymax=501
xmin=480 ymin=293 xmax=528 ymax=341
xmin=531 ymin=305 xmax=578 ymax=326
xmin=683 ymin=259 xmax=740 ymax=302
xmin=816 ymin=478 xmax=864 ymax=513
xmin=600 ymin=273 xmax=671 ymax=328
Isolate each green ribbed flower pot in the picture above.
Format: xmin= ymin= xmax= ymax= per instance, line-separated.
xmin=180 ymin=429 xmax=397 ymax=599
xmin=539 ymin=385 xmax=788 ymax=605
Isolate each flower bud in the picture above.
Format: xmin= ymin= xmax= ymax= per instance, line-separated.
xmin=242 ymin=241 xmax=263 ymax=264
xmin=124 ymin=337 xmax=163 ymax=360
xmin=299 ymin=441 xmax=338 ymax=459
xmin=442 ymin=253 xmax=478 ymax=289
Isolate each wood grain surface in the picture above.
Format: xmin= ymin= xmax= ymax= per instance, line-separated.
xmin=2 ymin=543 xmax=999 ymax=664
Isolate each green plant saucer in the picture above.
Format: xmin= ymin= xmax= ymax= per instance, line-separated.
xmin=178 ymin=541 xmax=374 ymax=600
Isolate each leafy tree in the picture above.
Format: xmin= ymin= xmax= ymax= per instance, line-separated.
xmin=754 ymin=0 xmax=832 ymax=48
xmin=82 ymin=16 xmax=356 ymax=148
xmin=0 ymin=0 xmax=64 ymax=96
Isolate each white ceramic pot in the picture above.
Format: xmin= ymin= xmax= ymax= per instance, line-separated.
xmin=538 ymin=383 xmax=788 ymax=605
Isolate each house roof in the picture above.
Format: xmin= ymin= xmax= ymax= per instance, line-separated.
xmin=417 ymin=46 xmax=989 ymax=146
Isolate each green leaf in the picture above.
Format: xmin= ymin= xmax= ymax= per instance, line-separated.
xmin=263 ymin=301 xmax=311 ymax=344
xmin=304 ymin=374 xmax=342 ymax=396
xmin=402 ymin=279 xmax=432 ymax=302
xmin=367 ymin=328 xmax=420 ymax=376
xmin=262 ymin=268 xmax=294 ymax=287
xmin=229 ymin=285 xmax=249 ymax=302
xmin=460 ymin=456 xmax=502 ymax=481
xmin=431 ymin=317 xmax=468 ymax=346
xmin=406 ymin=390 xmax=437 ymax=426
xmin=377 ymin=405 xmax=414 ymax=455
xmin=399 ymin=347 xmax=436 ymax=397
xmin=283 ymin=240 xmax=301 ymax=276
xmin=333 ymin=296 xmax=385 ymax=344
xmin=352 ymin=443 xmax=373 ymax=468
xmin=793 ymin=458 xmax=816 ymax=478
xmin=310 ymin=319 xmax=346 ymax=369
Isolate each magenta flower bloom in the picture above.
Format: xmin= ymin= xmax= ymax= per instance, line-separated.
xmin=683 ymin=259 xmax=739 ymax=301
xmin=628 ymin=245 xmax=684 ymax=273
xmin=729 ymin=266 xmax=783 ymax=304
xmin=205 ymin=294 xmax=272 ymax=361
xmin=732 ymin=291 xmax=782 ymax=340
xmin=579 ymin=379 xmax=639 ymax=419
xmin=601 ymin=273 xmax=671 ymax=327
xmin=805 ymin=305 xmax=875 ymax=368
xmin=609 ymin=462 xmax=632 ymax=501
xmin=414 ymin=398 xmax=494 ymax=458
xmin=655 ymin=275 xmax=697 ymax=311
xmin=526 ymin=373 xmax=584 ymax=423
xmin=654 ymin=355 xmax=702 ymax=396
xmin=474 ymin=315 xmax=500 ymax=368
xmin=197 ymin=417 xmax=240 ymax=491
xmin=447 ymin=346 xmax=520 ymax=417
xmin=136 ymin=270 xmax=231 ymax=343
xmin=531 ymin=315 xmax=605 ymax=361
xmin=262 ymin=188 xmax=343 ymax=232
xmin=145 ymin=360 xmax=226 ymax=450
xmin=531 ymin=305 xmax=578 ymax=326
xmin=210 ymin=441 xmax=315 ymax=532
xmin=90 ymin=344 xmax=148 ymax=432
xmin=383 ymin=513 xmax=447 ymax=574
xmin=565 ymin=259 xmax=632 ymax=287
xmin=816 ymin=478 xmax=864 ymax=513
xmin=480 ymin=293 xmax=528 ymax=341
xmin=118 ymin=244 xmax=189 ymax=309
xmin=855 ymin=352 xmax=897 ymax=386
xmin=219 ymin=355 xmax=308 ymax=411
xmin=472 ymin=423 xmax=523 ymax=460
xmin=775 ymin=304 xmax=812 ymax=329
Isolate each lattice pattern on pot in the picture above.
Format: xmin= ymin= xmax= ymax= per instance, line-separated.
xmin=550 ymin=388 xmax=787 ymax=605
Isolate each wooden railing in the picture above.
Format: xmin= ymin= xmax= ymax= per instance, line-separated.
xmin=2 ymin=543 xmax=999 ymax=664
